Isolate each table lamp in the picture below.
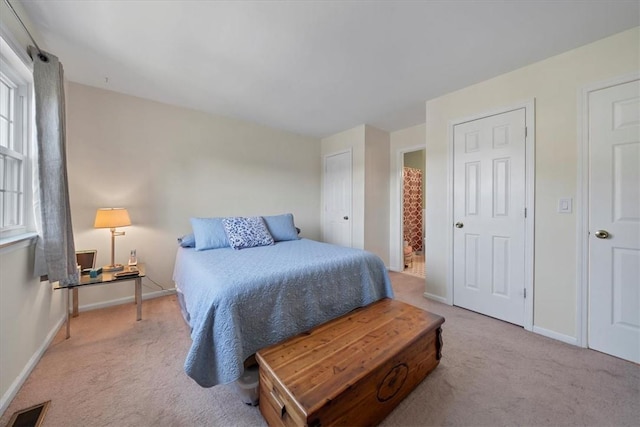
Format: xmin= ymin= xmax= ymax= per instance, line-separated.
xmin=94 ymin=208 xmax=131 ymax=272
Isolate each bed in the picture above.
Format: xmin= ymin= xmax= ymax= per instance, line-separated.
xmin=173 ymin=238 xmax=393 ymax=387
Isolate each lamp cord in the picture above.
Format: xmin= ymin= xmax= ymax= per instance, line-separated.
xmin=142 ymin=275 xmax=171 ymax=292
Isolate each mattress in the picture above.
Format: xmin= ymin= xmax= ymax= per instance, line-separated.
xmin=172 ymin=238 xmax=393 ymax=387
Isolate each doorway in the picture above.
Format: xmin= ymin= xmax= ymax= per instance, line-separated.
xmin=402 ymin=149 xmax=425 ymax=278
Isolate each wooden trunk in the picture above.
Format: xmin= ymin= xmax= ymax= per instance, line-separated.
xmin=256 ymin=298 xmax=445 ymax=427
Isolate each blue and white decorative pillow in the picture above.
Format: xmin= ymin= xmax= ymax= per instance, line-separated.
xmin=222 ymin=216 xmax=274 ymax=250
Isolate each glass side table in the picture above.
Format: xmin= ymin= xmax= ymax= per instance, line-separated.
xmin=53 ymin=264 xmax=145 ymax=338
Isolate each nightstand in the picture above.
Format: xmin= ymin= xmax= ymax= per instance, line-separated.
xmin=53 ymin=264 xmax=145 ymax=338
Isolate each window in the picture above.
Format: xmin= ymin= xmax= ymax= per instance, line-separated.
xmin=0 ymin=35 xmax=33 ymax=239
xmin=0 ymin=72 xmax=26 ymax=230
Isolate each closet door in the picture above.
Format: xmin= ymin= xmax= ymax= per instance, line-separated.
xmin=323 ymin=150 xmax=352 ymax=247
xmin=588 ymin=79 xmax=640 ymax=363
xmin=453 ymin=108 xmax=527 ymax=326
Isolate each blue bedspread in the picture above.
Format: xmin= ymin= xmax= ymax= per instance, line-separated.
xmin=172 ymin=238 xmax=393 ymax=387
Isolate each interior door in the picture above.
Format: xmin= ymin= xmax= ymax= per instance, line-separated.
xmin=588 ymin=79 xmax=640 ymax=363
xmin=453 ymin=109 xmax=527 ymax=326
xmin=323 ymin=151 xmax=352 ymax=247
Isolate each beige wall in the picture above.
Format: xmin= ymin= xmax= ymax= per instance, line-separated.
xmin=424 ymin=27 xmax=640 ymax=338
xmin=389 ymin=124 xmax=426 ymax=271
xmin=0 ymin=243 xmax=65 ymax=415
xmin=364 ymin=125 xmax=390 ymax=265
xmin=320 ymin=125 xmax=390 ymax=264
xmin=66 ymin=82 xmax=321 ymax=308
xmin=403 ymin=150 xmax=424 ymax=170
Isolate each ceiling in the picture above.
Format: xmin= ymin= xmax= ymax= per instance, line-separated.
xmin=18 ymin=0 xmax=640 ymax=138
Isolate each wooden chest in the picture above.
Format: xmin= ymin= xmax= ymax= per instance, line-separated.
xmin=256 ymin=298 xmax=444 ymax=427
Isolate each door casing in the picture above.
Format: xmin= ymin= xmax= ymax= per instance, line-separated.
xmin=446 ymin=100 xmax=535 ymax=332
xmin=576 ymin=72 xmax=640 ymax=348
xmin=390 ymin=145 xmax=426 ymax=272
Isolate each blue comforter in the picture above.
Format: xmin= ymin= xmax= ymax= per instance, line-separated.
xmin=172 ymin=238 xmax=393 ymax=387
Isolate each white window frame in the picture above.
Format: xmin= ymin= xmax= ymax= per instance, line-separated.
xmin=0 ymin=35 xmax=35 ymax=244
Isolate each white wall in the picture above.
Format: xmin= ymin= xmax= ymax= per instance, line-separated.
xmin=389 ymin=124 xmax=426 ymax=271
xmin=424 ymin=27 xmax=640 ymax=338
xmin=66 ymin=82 xmax=321 ymax=308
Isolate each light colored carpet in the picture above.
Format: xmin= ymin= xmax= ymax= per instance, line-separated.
xmin=1 ymin=272 xmax=638 ymax=426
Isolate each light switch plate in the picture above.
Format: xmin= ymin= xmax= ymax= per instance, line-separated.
xmin=558 ymin=197 xmax=572 ymax=213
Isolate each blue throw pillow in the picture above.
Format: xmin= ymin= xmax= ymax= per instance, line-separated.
xmin=222 ymin=216 xmax=274 ymax=250
xmin=190 ymin=217 xmax=230 ymax=251
xmin=177 ymin=233 xmax=196 ymax=248
xmin=262 ymin=213 xmax=300 ymax=242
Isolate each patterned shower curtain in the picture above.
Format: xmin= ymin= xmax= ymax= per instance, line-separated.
xmin=403 ymin=167 xmax=423 ymax=252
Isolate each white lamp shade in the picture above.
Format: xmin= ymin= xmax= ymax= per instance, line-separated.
xmin=94 ymin=208 xmax=131 ymax=228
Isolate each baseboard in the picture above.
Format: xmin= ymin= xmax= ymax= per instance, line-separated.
xmin=0 ymin=313 xmax=66 ymax=417
xmin=423 ymin=292 xmax=448 ymax=304
xmin=532 ymin=325 xmax=579 ymax=346
xmin=78 ymin=288 xmax=176 ymax=313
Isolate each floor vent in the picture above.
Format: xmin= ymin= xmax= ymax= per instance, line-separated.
xmin=7 ymin=401 xmax=50 ymax=427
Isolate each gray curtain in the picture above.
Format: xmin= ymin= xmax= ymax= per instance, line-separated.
xmin=29 ymin=47 xmax=77 ymax=285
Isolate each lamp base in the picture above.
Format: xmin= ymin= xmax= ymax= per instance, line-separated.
xmin=103 ymin=264 xmax=125 ymax=272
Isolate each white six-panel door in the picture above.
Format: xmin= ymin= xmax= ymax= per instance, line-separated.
xmin=588 ymin=79 xmax=640 ymax=363
xmin=453 ymin=109 xmax=527 ymax=326
xmin=323 ymin=150 xmax=352 ymax=248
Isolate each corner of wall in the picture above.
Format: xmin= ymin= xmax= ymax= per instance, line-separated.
xmin=0 ymin=313 xmax=65 ymax=417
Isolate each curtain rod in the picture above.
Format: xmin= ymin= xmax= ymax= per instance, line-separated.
xmin=3 ymin=0 xmax=48 ymax=62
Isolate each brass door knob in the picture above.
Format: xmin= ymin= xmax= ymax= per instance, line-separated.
xmin=455 ymin=222 xmax=464 ymax=228
xmin=594 ymin=230 xmax=609 ymax=239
